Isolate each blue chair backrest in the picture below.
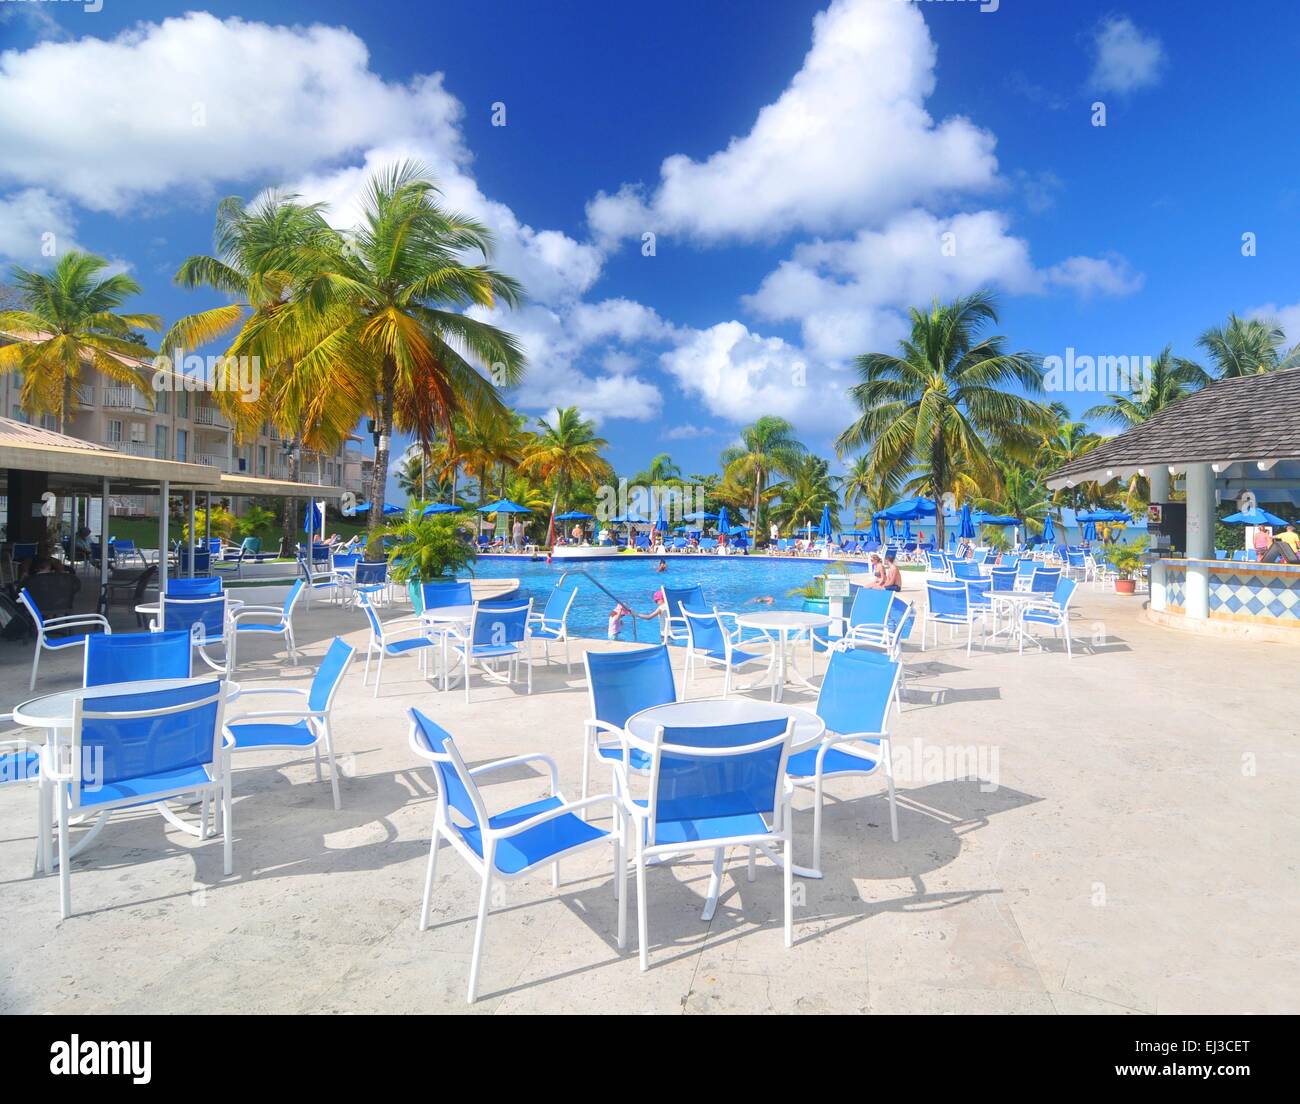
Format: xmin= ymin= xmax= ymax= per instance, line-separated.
xmin=1067 ymin=550 xmax=1085 ymax=567
xmin=885 ymin=594 xmax=915 ymax=639
xmin=309 ymin=637 xmax=355 ymax=713
xmin=241 ymin=537 xmax=261 ymax=554
xmin=358 ymin=592 xmax=383 ymax=638
xmin=1052 ymin=576 xmax=1078 ymax=609
xmin=178 ymin=549 xmax=211 ymax=575
xmin=114 ymin=539 xmax=137 ymax=553
xmin=167 ymin=577 xmax=222 ymax=597
xmin=663 ymin=585 xmax=704 ymax=619
xmin=816 ymin=649 xmax=898 ymax=735
xmin=926 ymin=580 xmax=968 ymax=618
xmin=973 ymin=549 xmax=990 ymax=565
xmin=162 ymin=594 xmax=226 ymax=643
xmin=952 ymin=561 xmax=981 ymax=580
xmin=1031 ymin=567 xmax=1061 ymax=593
xmin=73 ymin=680 xmax=222 ymax=808
xmin=470 ymin=601 xmax=530 ymax=647
xmin=682 ymin=605 xmax=730 ymax=654
xmin=280 ymin=579 xmax=305 ymax=618
xmin=1232 ymin=549 xmax=1252 ymax=561
xmin=926 ymin=552 xmax=946 ymax=572
xmin=18 ymin=587 xmax=46 ymax=628
xmin=585 ymin=645 xmax=676 ymax=729
xmin=1215 ymin=549 xmax=1227 ymax=560
xmin=965 ymin=578 xmax=992 ymax=609
xmin=355 ymin=560 xmax=387 ymax=586
xmin=541 ymin=582 xmax=577 ymax=622
xmin=409 ymin=710 xmax=482 ymax=829
xmin=1016 ymin=559 xmax=1037 ymax=578
xmin=847 ymin=587 xmax=892 ymax=628
xmin=990 ymin=567 xmax=1018 ymax=592
xmin=651 ymin=718 xmax=790 ymax=832
xmin=85 ymin=630 xmax=192 ymax=687
xmin=12 ymin=542 xmax=38 ymax=562
xmin=332 ymin=553 xmax=361 ymax=571
xmin=422 ymin=580 xmax=473 ymax=609
xmin=207 ymin=539 xmax=222 ymax=556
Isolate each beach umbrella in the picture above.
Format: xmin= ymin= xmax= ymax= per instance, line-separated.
xmin=382 ymin=503 xmax=404 ymax=516
xmin=609 ymin=513 xmax=649 ymax=525
xmin=554 ymin=511 xmax=593 ymax=521
xmin=477 ymin=499 xmax=531 ymax=514
xmin=1221 ymin=507 xmax=1288 ymax=526
xmin=683 ymin=511 xmax=719 ymax=522
xmin=1082 ymin=520 xmax=1098 ymax=542
xmin=870 ymin=517 xmax=882 ymax=542
xmin=817 ymin=504 xmax=832 ymax=541
xmin=957 ymin=503 xmax=976 ymax=540
xmin=717 ymin=506 xmax=731 ymax=536
xmin=303 ymin=500 xmax=323 ymax=536
xmin=879 ymin=497 xmax=937 ymax=521
xmin=421 ymin=503 xmax=463 ymax=516
xmin=1041 ymin=513 xmax=1056 ymax=544
xmin=902 ymin=519 xmax=913 ymax=542
xmin=655 ymin=503 xmax=668 ymax=533
xmin=887 ymin=518 xmax=898 ymax=539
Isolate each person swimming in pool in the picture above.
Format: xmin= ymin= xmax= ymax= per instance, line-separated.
xmin=655 ymin=559 xmax=667 ymax=573
xmin=746 ymin=595 xmax=776 ymax=605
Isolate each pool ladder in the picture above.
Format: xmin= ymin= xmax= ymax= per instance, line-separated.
xmin=557 ymin=570 xmax=659 ymax=642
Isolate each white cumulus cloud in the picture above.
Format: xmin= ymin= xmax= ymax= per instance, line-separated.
xmin=1090 ymin=16 xmax=1166 ymax=94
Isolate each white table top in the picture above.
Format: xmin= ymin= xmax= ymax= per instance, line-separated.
xmin=734 ymin=610 xmax=831 ymax=631
xmin=625 ymin=699 xmax=825 ymax=752
xmin=419 ymin=604 xmax=476 ymax=623
xmin=13 ymin=677 xmax=241 ymax=730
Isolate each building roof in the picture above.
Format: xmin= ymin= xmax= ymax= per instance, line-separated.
xmin=1047 ymin=367 xmax=1300 ymax=488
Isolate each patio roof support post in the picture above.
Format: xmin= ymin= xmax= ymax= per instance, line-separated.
xmin=68 ymin=494 xmax=77 ymax=568
xmin=99 ymin=479 xmax=110 ymax=596
xmin=1148 ymin=465 xmax=1170 ymax=504
xmin=158 ymin=479 xmax=170 ymax=593
xmin=188 ymin=490 xmax=197 ymax=578
xmin=205 ymin=493 xmax=212 ymax=551
xmin=1184 ymin=462 xmax=1214 ymax=620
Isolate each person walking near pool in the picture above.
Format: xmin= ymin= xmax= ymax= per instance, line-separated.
xmin=570 ymin=522 xmax=583 ymax=544
xmin=511 ymin=518 xmax=525 ymax=551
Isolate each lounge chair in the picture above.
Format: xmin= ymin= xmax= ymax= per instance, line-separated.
xmin=18 ymin=584 xmax=109 ymax=691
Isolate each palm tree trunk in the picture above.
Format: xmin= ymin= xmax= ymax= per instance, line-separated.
xmin=280 ymin=440 xmax=299 ymax=555
xmin=367 ymin=364 xmax=396 ymax=549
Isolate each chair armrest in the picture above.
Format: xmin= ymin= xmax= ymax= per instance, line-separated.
xmin=469 ymin=752 xmax=560 ymax=793
xmin=225 ymin=708 xmax=325 ymax=723
xmin=490 ymin=793 xmax=617 ymax=841
xmin=234 ymin=686 xmax=311 ymax=699
xmin=42 ymin=613 xmax=110 ymax=631
xmin=230 ymin=604 xmax=285 ymax=617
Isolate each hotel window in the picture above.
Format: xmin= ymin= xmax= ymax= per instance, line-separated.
xmin=156 ymin=390 xmax=169 ymax=414
xmin=175 ymin=429 xmax=188 ymax=462
xmin=259 ymin=445 xmax=267 ymax=474
xmin=129 ymin=423 xmax=147 ymax=444
xmin=177 ymin=391 xmax=190 ymax=418
xmin=155 ymin=424 xmax=168 ymax=459
xmin=107 ymin=419 xmax=123 ymax=444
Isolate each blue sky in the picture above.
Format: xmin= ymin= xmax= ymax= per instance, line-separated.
xmin=3 ymin=0 xmax=1298 ymax=499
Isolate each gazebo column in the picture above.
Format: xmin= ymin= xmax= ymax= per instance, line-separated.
xmin=158 ymin=480 xmax=170 ymax=593
xmin=1184 ymin=462 xmax=1215 ymax=620
xmin=1148 ymin=465 xmax=1170 ymax=504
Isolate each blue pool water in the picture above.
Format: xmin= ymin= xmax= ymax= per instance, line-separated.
xmin=466 ymin=555 xmax=831 ymax=640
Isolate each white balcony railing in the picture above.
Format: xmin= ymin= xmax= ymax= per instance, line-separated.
xmin=101 ymin=386 xmax=151 ymax=411
xmin=193 ymin=405 xmax=227 ymax=428
xmin=197 ymin=453 xmax=229 ymax=470
xmin=106 ymin=439 xmax=153 ymax=457
xmin=73 ymin=384 xmax=94 ymax=407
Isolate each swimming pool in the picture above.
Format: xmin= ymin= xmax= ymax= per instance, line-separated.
xmin=465 ymin=554 xmax=832 ymax=640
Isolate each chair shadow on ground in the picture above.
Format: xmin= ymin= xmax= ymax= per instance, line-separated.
xmin=454 ymin=777 xmax=1043 ymax=1002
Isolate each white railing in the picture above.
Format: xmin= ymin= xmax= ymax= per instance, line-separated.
xmin=106 ymin=439 xmax=154 ymax=457
xmin=193 ymin=404 xmax=227 ymax=427
xmin=101 ymin=386 xmax=151 ymax=411
xmin=73 ymin=384 xmax=94 ymax=407
xmin=197 ymin=453 xmax=229 ymax=470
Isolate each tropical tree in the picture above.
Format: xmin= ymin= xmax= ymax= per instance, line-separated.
xmin=519 ymin=405 xmax=613 ymax=516
xmin=835 ymin=291 xmax=1049 ymax=547
xmin=770 ymin=454 xmax=842 ymax=533
xmin=251 ymin=161 xmax=526 ymax=546
xmin=975 ymin=460 xmax=1052 ymax=545
xmin=1035 ymin=409 xmax=1105 ymax=513
xmin=1084 ymin=345 xmax=1208 ymax=428
xmin=721 ymin=416 xmax=806 ymax=537
xmin=632 ymin=452 xmax=683 ymax=486
xmin=1195 ymin=313 xmax=1300 ymax=379
xmin=381 ymin=511 xmax=476 ymax=584
xmin=0 ymin=252 xmax=160 ymax=431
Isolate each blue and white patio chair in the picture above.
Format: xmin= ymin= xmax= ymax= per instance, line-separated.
xmin=680 ymin=604 xmax=772 ymax=698
xmin=85 ymin=629 xmax=192 ymax=686
xmin=357 ymin=590 xmax=438 ymax=697
xmin=42 ymin=678 xmax=231 ymax=919
xmin=581 ymin=645 xmax=677 ymax=808
xmin=298 ymin=553 xmax=343 ymax=607
xmin=786 ymin=649 xmax=901 ymax=873
xmin=964 ymin=577 xmax=994 ymax=628
xmin=212 ymin=543 xmax=247 ymax=580
xmin=408 ymin=709 xmax=623 ymax=1002
xmin=17 ymin=587 xmax=111 ymax=691
xmin=353 ymin=560 xmax=390 ymax=607
xmin=1020 ymin=576 xmax=1079 ymax=658
xmin=166 ymin=576 xmax=223 ymax=597
xmin=448 ymin=600 xmax=534 ymax=703
xmin=926 ymin=551 xmax=949 ymax=576
xmin=176 ymin=548 xmax=212 ymax=577
xmin=616 ymin=716 xmax=795 ymax=971
xmin=225 ymin=637 xmax=355 ymax=809
xmin=230 ymin=580 xmax=304 ymax=670
xmin=153 ymin=593 xmax=230 ymax=674
xmin=661 ymin=584 xmax=705 ymax=644
xmin=921 ymin=579 xmax=978 ymax=656
xmin=951 ymin=561 xmax=982 ymax=581
xmin=1013 ymin=558 xmax=1038 ymax=590
xmin=329 ymin=552 xmax=361 ymax=601
xmin=1029 ymin=566 xmax=1062 ymax=595
xmin=528 ymin=581 xmax=578 ymax=672
xmin=973 ymin=548 xmax=991 ymax=566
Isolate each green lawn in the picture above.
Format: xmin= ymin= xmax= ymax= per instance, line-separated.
xmin=104 ymin=515 xmax=369 ymax=549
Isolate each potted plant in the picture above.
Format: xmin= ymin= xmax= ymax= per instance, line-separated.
xmin=1106 ymin=536 xmax=1148 ymax=594
xmin=381 ymin=511 xmax=477 ymax=592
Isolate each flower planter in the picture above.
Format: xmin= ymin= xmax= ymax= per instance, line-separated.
xmin=1114 ymin=578 xmax=1136 ymax=595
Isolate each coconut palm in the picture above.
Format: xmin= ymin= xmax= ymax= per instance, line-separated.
xmin=252 ymin=161 xmax=526 ymax=542
xmin=519 ymin=406 xmax=613 ymax=516
xmin=0 ymin=252 xmax=160 ymax=431
xmin=1036 ymin=411 xmax=1105 ymax=512
xmin=632 ymin=452 xmax=683 ymax=486
xmin=721 ymin=416 xmax=806 ymax=537
xmin=836 ymin=291 xmax=1049 ymax=547
xmin=770 ymin=455 xmax=841 ymax=533
xmin=1195 ymin=313 xmax=1300 ymax=379
xmin=975 ymin=460 xmax=1052 ymax=544
xmin=1084 ymin=345 xmax=1208 ymax=428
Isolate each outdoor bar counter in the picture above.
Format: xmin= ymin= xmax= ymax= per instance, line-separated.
xmin=1150 ymin=558 xmax=1300 ymax=638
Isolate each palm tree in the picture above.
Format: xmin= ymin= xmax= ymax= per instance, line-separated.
xmin=840 ymin=455 xmax=874 ymax=518
xmin=1036 ymin=411 xmax=1104 ymax=512
xmin=0 ymin=252 xmax=160 ymax=431
xmin=1195 ymin=313 xmax=1300 ymax=379
xmin=519 ymin=406 xmax=613 ymax=516
xmin=836 ymin=290 xmax=1049 ymax=547
xmin=721 ymin=416 xmax=806 ymax=537
xmin=771 ymin=454 xmax=841 ymax=533
xmin=448 ymin=407 xmax=526 ymax=506
xmin=1085 ymin=345 xmax=1208 ymax=428
xmin=256 ymin=161 xmax=526 ymax=543
xmin=975 ymin=460 xmax=1051 ymax=545
xmin=632 ymin=452 xmax=682 ymax=486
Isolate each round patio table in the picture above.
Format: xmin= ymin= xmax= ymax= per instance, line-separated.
xmin=733 ymin=610 xmax=831 ymax=702
xmin=419 ymin=605 xmax=476 ymax=691
xmin=13 ymin=677 xmax=241 ymax=874
xmin=985 ymin=590 xmax=1045 ymax=647
xmin=623 ymin=698 xmax=827 ymax=917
